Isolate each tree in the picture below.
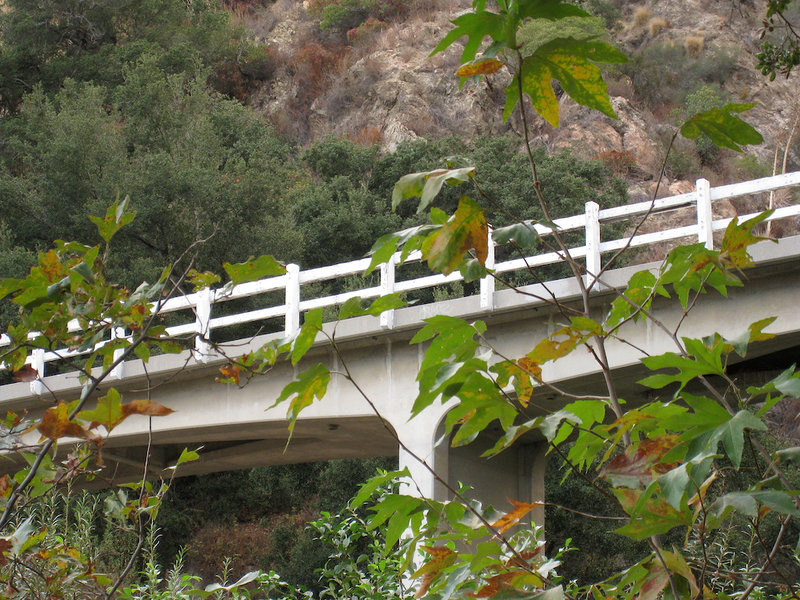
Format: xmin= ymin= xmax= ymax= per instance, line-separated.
xmin=0 ymin=1 xmax=796 ymax=599
xmin=222 ymin=2 xmax=797 ymax=599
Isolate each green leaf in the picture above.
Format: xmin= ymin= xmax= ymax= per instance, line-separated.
xmin=423 ymin=196 xmax=488 ymax=275
xmin=168 ymin=447 xmax=201 ymax=470
xmin=508 ymin=38 xmax=626 ymax=126
xmin=338 ymin=294 xmax=407 ymax=320
xmin=391 ymin=167 xmax=476 ymax=213
xmin=350 ymin=468 xmax=410 ymax=510
xmin=291 ymin=308 xmax=323 ymax=365
xmin=89 ymin=195 xmax=136 ymax=243
xmin=430 ymin=11 xmax=506 ymax=62
xmin=680 ymin=103 xmax=763 ymax=151
xmin=491 ymin=222 xmax=540 ymax=250
xmin=223 ymin=255 xmax=286 ymax=285
xmin=271 ymin=363 xmax=331 ymax=436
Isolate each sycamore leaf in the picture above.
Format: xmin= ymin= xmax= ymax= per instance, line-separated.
xmin=505 ymin=38 xmax=626 ymax=126
xmin=413 ymin=546 xmax=457 ymax=598
xmin=223 ymin=255 xmax=286 ymax=285
xmin=680 ymin=103 xmax=763 ymax=151
xmin=338 ymin=294 xmax=407 ymax=320
xmin=217 ymin=364 xmax=241 ymax=385
xmin=365 ymin=224 xmax=441 ymax=275
xmin=457 ymin=58 xmax=504 ymax=78
xmin=601 ymin=435 xmax=680 ymax=488
xmin=172 ymin=447 xmax=201 ymax=469
xmin=12 ymin=365 xmax=38 ymax=383
xmin=720 ymin=211 xmax=774 ymax=269
xmin=291 ymin=308 xmax=322 ymax=365
xmin=121 ymin=399 xmax=174 ymax=420
xmin=271 ymin=363 xmax=330 ymax=437
xmin=491 ymin=499 xmax=542 ymax=533
xmin=187 ymin=270 xmax=221 ymax=292
xmin=720 ymin=317 xmax=776 ymax=357
xmin=89 ymin=195 xmax=136 ymax=243
xmin=423 ymin=196 xmax=488 ymax=275
xmin=38 ymin=403 xmax=89 ymax=440
xmin=392 ymin=167 xmax=476 ymax=213
xmin=430 ymin=11 xmax=506 ymax=62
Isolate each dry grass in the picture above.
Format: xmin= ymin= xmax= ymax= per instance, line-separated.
xmin=684 ymin=34 xmax=705 ymax=57
xmin=649 ymin=17 xmax=668 ymax=35
xmin=632 ymin=6 xmax=652 ymax=28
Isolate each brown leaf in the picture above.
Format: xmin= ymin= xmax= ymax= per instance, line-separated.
xmin=413 ymin=546 xmax=457 ymax=598
xmin=469 ymin=571 xmax=520 ymax=598
xmin=491 ymin=499 xmax=541 ymax=534
xmin=602 ymin=435 xmax=679 ymax=486
xmin=38 ymin=403 xmax=90 ymax=440
xmin=121 ymin=400 xmax=174 ymax=419
xmin=218 ymin=364 xmax=241 ymax=384
xmin=0 ymin=475 xmax=11 ymax=498
xmin=457 ymin=58 xmax=504 ymax=78
xmin=0 ymin=539 xmax=12 ymax=566
xmin=12 ymin=364 xmax=38 ymax=382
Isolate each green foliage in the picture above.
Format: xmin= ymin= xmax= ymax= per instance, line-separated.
xmin=756 ymin=0 xmax=800 ymax=79
xmin=619 ymin=42 xmax=738 ymax=107
xmin=306 ymin=0 xmax=407 ymax=32
xmin=0 ymin=0 xmax=240 ymax=112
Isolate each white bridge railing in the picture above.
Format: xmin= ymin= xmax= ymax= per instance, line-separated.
xmin=3 ymin=172 xmax=800 ymax=395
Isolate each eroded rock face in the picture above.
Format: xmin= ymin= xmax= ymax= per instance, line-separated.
xmin=249 ymin=0 xmax=800 ymax=187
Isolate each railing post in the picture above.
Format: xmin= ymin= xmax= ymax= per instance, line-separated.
xmin=285 ymin=264 xmax=300 ymax=337
xmin=194 ymin=287 xmax=212 ymax=363
xmin=380 ymin=255 xmax=396 ymax=329
xmin=696 ymin=178 xmax=713 ymax=250
xmin=30 ymin=348 xmax=44 ymax=396
xmin=585 ymin=201 xmax=602 ymax=290
xmin=480 ymin=227 xmax=495 ymax=310
xmin=111 ymin=327 xmax=126 ymax=379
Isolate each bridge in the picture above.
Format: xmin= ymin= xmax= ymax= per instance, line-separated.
xmin=2 ymin=172 xmax=800 ymax=521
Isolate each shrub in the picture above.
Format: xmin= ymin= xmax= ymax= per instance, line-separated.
xmin=240 ymin=44 xmax=281 ymax=80
xmin=685 ymin=34 xmax=705 ymax=57
xmin=582 ymin=0 xmax=622 ymax=29
xmin=632 ymin=6 xmax=651 ymax=27
xmin=648 ymin=16 xmax=668 ymax=35
xmin=684 ymin=83 xmax=730 ymax=164
xmin=597 ymin=150 xmax=637 ymax=175
xmin=210 ymin=59 xmax=250 ymax=102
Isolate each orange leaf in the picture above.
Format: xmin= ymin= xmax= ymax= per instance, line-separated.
xmin=602 ymin=435 xmax=680 ymax=487
xmin=218 ymin=364 xmax=241 ymax=384
xmin=457 ymin=58 xmax=504 ymax=78
xmin=38 ymin=403 xmax=90 ymax=440
xmin=12 ymin=364 xmax=38 ymax=382
xmin=491 ymin=499 xmax=541 ymax=534
xmin=469 ymin=571 xmax=520 ymax=597
xmin=413 ymin=546 xmax=457 ymax=598
xmin=121 ymin=400 xmax=174 ymax=419
xmin=0 ymin=475 xmax=11 ymax=498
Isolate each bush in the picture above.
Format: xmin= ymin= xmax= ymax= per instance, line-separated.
xmin=648 ymin=16 xmax=668 ymax=35
xmin=307 ymin=0 xmax=407 ymax=33
xmin=684 ymin=34 xmax=705 ymax=57
xmin=240 ymin=43 xmax=281 ymax=80
xmin=632 ymin=6 xmax=651 ymax=27
xmin=619 ymin=42 xmax=738 ymax=108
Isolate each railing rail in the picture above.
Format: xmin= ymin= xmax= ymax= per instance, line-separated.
xmin=2 ymin=172 xmax=800 ymax=394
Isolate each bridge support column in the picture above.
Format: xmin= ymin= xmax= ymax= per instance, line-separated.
xmin=447 ymin=438 xmax=548 ymax=529
xmin=391 ymin=405 xmax=450 ymax=501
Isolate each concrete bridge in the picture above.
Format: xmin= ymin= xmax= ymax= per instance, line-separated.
xmin=1 ymin=172 xmax=800 ymax=520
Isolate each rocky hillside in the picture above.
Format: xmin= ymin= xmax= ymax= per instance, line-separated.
xmin=235 ymin=0 xmax=800 ymax=202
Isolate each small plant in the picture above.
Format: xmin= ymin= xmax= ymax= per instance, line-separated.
xmin=632 ymin=6 xmax=652 ymax=27
xmin=648 ymin=16 xmax=668 ymax=35
xmin=597 ymin=150 xmax=637 ymax=175
xmin=685 ymin=34 xmax=705 ymax=57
